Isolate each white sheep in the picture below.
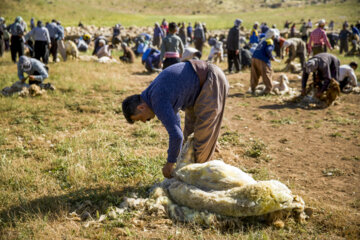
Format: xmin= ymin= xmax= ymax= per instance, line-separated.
xmin=64 ymin=40 xmax=79 ymax=60
xmin=272 ymin=74 xmax=290 ymax=95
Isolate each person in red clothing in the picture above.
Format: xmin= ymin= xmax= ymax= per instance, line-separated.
xmin=308 ymin=19 xmax=332 ymax=56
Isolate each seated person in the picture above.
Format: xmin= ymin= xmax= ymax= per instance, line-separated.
xmin=92 ymin=36 xmax=107 ymax=56
xmin=96 ymin=40 xmax=114 ymax=58
xmin=142 ymin=48 xmax=161 ymax=73
xmin=75 ymin=38 xmax=88 ymax=52
xmin=17 ymin=56 xmax=54 ymax=89
xmin=337 ymin=62 xmax=358 ymax=92
xmin=119 ymin=43 xmax=136 ymax=63
xmin=207 ymin=39 xmax=224 ymax=63
xmin=18 ymin=56 xmax=48 ymax=85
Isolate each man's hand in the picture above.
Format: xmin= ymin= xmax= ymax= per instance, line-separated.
xmin=29 ymin=75 xmax=35 ymax=81
xmin=162 ymin=162 xmax=175 ymax=178
xmin=235 ymin=49 xmax=239 ymax=55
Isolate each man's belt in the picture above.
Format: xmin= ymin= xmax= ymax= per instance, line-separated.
xmin=188 ymin=59 xmax=209 ymax=88
xmin=164 ymin=52 xmax=180 ymax=58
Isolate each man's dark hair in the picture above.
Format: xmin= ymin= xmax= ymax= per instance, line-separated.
xmin=350 ymin=61 xmax=358 ymax=69
xmin=122 ymin=94 xmax=142 ymax=124
xmin=169 ymin=22 xmax=177 ymax=33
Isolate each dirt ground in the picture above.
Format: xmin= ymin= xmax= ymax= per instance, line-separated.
xmin=100 ymin=67 xmax=360 ymax=239
xmin=1 ymin=53 xmax=359 ymax=239
xmin=215 ymin=70 xmax=360 ymax=237
xmin=116 ymin=68 xmax=360 ymax=239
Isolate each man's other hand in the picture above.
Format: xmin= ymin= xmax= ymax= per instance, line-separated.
xmin=29 ymin=75 xmax=35 ymax=81
xmin=162 ymin=162 xmax=175 ymax=178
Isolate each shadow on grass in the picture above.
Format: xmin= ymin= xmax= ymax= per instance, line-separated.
xmin=0 ymin=185 xmax=151 ymax=232
xmin=0 ymin=185 xmax=279 ymax=236
xmin=133 ymin=71 xmax=153 ymax=76
xmin=228 ymin=92 xmax=246 ymax=98
xmin=259 ymin=101 xmax=325 ymax=110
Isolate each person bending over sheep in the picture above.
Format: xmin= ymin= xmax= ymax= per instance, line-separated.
xmin=122 ymin=60 xmax=229 ymax=178
xmin=119 ymin=43 xmax=135 ymax=64
xmin=96 ymin=40 xmax=114 ymax=59
xmin=281 ymin=38 xmax=307 ymax=69
xmin=301 ymin=53 xmax=340 ymax=98
xmin=337 ymin=62 xmax=358 ymax=92
xmin=17 ymin=56 xmax=54 ymax=90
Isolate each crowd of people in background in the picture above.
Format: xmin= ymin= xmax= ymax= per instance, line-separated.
xmin=0 ymin=15 xmax=359 ymax=98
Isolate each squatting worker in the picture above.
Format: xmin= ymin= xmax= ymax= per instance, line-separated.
xmin=17 ymin=55 xmax=48 ymax=85
xmin=301 ymin=53 xmax=340 ymax=97
xmin=122 ymin=60 xmax=229 ymax=178
xmin=281 ymin=38 xmax=307 ymax=68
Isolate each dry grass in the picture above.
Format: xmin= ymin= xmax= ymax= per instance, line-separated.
xmin=1 ymin=45 xmax=359 ymax=238
xmin=0 ymin=1 xmax=360 ymax=237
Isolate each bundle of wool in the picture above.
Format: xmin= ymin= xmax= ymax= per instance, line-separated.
xmin=167 ymin=178 xmax=305 ymax=218
xmin=97 ymin=56 xmax=117 ymax=63
xmin=174 ymin=160 xmax=256 ymax=191
xmin=113 ymin=135 xmax=309 ymax=228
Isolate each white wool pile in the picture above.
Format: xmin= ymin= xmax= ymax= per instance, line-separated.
xmin=97 ymin=56 xmax=118 ymax=63
xmin=78 ymin=55 xmax=98 ymax=62
xmin=74 ymin=136 xmax=309 ymax=229
xmin=248 ymin=74 xmax=297 ymax=97
xmin=352 ymin=86 xmax=360 ymax=94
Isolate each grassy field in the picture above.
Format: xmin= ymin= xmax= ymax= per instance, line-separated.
xmin=0 ymin=0 xmax=360 ymax=239
xmin=1 ymin=0 xmax=359 ymax=29
xmin=0 ymin=46 xmax=359 ymax=239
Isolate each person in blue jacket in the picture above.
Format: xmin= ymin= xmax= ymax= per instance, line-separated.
xmin=250 ymin=29 xmax=280 ymax=95
xmin=142 ymin=48 xmax=161 ymax=73
xmin=122 ymin=60 xmax=229 ymax=178
xmin=249 ymin=22 xmax=259 ymax=44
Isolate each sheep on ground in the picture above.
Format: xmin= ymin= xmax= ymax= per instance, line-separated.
xmin=65 ymin=40 xmax=79 ymax=60
xmin=272 ymin=74 xmax=290 ymax=95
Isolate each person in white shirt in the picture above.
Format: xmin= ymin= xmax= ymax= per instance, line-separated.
xmin=338 ymin=62 xmax=358 ymax=92
xmin=96 ymin=40 xmax=114 ymax=59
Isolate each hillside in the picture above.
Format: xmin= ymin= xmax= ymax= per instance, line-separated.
xmin=1 ymin=0 xmax=359 ymax=29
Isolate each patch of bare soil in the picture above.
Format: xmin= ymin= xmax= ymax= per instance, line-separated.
xmin=215 ymin=70 xmax=360 ymax=238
